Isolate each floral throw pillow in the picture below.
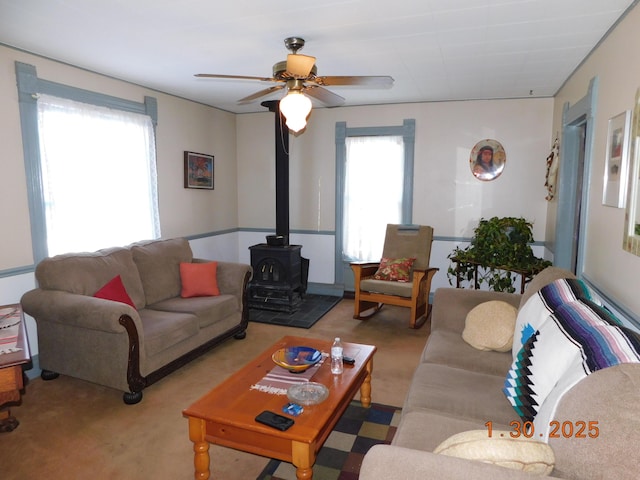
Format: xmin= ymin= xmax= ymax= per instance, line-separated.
xmin=373 ymin=257 xmax=416 ymax=282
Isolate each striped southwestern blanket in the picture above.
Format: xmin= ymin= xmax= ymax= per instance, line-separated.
xmin=556 ymin=300 xmax=640 ymax=371
xmin=505 ymin=298 xmax=640 ymax=441
xmin=512 ymin=278 xmax=603 ymax=359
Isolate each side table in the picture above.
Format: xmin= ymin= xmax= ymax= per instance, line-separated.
xmin=0 ymin=304 xmax=32 ymax=433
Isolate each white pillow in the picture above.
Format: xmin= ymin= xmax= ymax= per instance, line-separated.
xmin=463 ymin=301 xmax=517 ymax=352
xmin=434 ymin=429 xmax=555 ymax=475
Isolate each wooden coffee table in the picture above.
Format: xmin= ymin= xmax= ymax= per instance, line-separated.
xmin=183 ymin=335 xmax=376 ymax=480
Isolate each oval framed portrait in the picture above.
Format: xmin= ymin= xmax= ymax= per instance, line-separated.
xmin=469 ymin=139 xmax=506 ymax=181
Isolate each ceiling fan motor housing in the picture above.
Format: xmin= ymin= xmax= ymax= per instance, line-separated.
xmin=284 ymin=37 xmax=305 ymax=54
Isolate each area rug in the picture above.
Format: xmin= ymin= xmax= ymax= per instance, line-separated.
xmin=249 ymin=294 xmax=342 ymax=329
xmin=256 ymin=401 xmax=401 ymax=480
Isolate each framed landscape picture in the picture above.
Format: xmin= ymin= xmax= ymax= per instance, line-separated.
xmin=184 ymin=151 xmax=214 ymax=189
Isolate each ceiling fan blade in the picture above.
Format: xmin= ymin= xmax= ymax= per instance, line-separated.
xmin=313 ymin=75 xmax=394 ymax=87
xmin=304 ymin=86 xmax=345 ymax=107
xmin=286 ymin=54 xmax=316 ymax=78
xmin=237 ymin=85 xmax=285 ymax=104
xmin=195 ymin=73 xmax=277 ymax=82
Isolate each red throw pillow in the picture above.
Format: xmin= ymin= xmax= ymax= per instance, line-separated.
xmin=94 ymin=275 xmax=136 ymax=309
xmin=373 ymin=257 xmax=416 ymax=282
xmin=180 ymin=262 xmax=220 ymax=298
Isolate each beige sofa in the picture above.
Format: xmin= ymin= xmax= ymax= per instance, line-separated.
xmin=21 ymin=237 xmax=252 ymax=404
xmin=360 ymin=267 xmax=640 ymax=479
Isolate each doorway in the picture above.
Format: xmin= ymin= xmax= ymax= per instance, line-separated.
xmin=554 ymin=78 xmax=598 ymax=274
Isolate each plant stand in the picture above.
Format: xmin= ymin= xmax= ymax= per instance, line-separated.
xmin=450 ymin=258 xmax=545 ymax=294
xmin=447 ymin=216 xmax=551 ymax=293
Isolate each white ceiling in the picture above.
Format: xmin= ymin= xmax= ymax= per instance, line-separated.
xmin=0 ymin=0 xmax=637 ymax=114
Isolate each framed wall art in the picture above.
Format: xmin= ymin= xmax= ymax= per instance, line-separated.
xmin=184 ymin=151 xmax=214 ymax=190
xmin=469 ymin=139 xmax=506 ymax=181
xmin=603 ymin=110 xmax=631 ymax=208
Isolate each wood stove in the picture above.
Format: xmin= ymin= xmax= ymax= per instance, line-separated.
xmin=248 ymin=243 xmax=304 ymax=311
xmin=247 ymin=100 xmax=308 ymax=312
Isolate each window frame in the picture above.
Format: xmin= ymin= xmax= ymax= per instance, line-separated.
xmin=334 ymin=119 xmax=416 ymax=286
xmin=15 ymin=61 xmax=158 ymax=264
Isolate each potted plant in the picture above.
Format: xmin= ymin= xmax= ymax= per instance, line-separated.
xmin=447 ymin=216 xmax=552 ymax=293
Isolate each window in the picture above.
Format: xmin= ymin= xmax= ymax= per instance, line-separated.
xmin=343 ymin=135 xmax=404 ymax=261
xmin=16 ymin=61 xmax=160 ymax=262
xmin=37 ymin=95 xmax=160 ymax=256
xmin=335 ymin=119 xmax=415 ymax=288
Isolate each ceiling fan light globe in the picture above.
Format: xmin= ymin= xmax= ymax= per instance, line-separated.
xmin=284 ymin=115 xmax=308 ymax=133
xmin=280 ymin=91 xmax=312 ymax=133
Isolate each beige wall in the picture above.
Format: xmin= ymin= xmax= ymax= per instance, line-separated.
xmin=550 ymin=4 xmax=640 ymax=316
xmin=237 ymin=98 xmax=554 ymax=240
xmin=236 ymin=99 xmax=554 ymax=294
xmin=0 ymin=44 xmax=238 ymax=271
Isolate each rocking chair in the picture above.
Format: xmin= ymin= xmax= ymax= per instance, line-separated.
xmin=350 ymin=224 xmax=438 ymax=328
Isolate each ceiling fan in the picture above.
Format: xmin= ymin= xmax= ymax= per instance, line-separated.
xmin=195 ymin=37 xmax=394 ymax=131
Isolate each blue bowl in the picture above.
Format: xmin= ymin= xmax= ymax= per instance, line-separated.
xmin=272 ymin=346 xmax=322 ymax=372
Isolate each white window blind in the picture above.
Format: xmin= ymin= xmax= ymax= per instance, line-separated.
xmin=343 ymin=135 xmax=404 ymax=261
xmin=37 ymin=94 xmax=160 ymax=256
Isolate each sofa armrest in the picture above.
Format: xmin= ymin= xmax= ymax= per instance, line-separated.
xmin=431 ymin=287 xmax=521 ymax=333
xmin=209 ymin=261 xmax=252 ymax=297
xmin=360 ymin=445 xmax=561 ymax=480
xmin=21 ymin=288 xmax=140 ymax=334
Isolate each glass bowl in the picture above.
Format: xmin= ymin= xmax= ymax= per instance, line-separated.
xmin=287 ymin=382 xmax=330 ymax=405
xmin=271 ymin=346 xmax=322 ymax=373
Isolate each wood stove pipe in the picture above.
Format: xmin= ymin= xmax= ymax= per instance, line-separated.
xmin=261 ymin=100 xmax=290 ymax=245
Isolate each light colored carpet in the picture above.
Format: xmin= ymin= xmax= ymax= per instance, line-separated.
xmin=0 ymin=299 xmax=430 ymax=479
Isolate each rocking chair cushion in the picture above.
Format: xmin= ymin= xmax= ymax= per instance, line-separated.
xmin=360 ymin=278 xmax=414 ymax=298
xmin=373 ymin=257 xmax=416 ymax=282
